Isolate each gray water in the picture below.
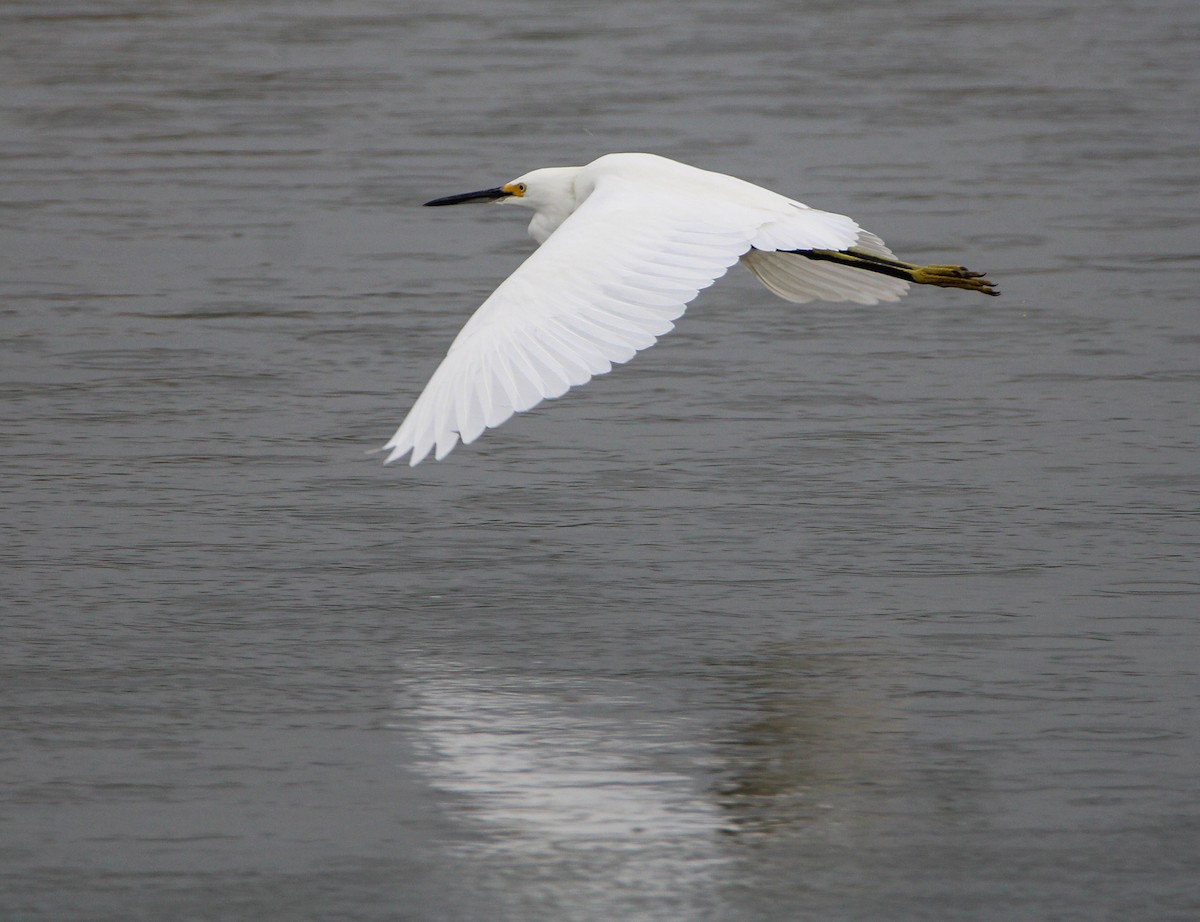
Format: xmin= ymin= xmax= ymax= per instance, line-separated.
xmin=3 ymin=1 xmax=1198 ymax=920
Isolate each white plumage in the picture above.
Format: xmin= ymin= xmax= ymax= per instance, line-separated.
xmin=384 ymin=153 xmax=996 ymax=465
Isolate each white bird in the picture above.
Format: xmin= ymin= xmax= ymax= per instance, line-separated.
xmin=384 ymin=152 xmax=997 ymax=466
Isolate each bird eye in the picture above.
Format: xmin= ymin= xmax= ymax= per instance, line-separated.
xmin=515 ymin=182 xmax=527 ymax=194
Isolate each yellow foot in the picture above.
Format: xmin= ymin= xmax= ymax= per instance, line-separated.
xmin=911 ymin=264 xmax=1000 ymax=296
xmin=842 ymin=248 xmax=1000 ymax=297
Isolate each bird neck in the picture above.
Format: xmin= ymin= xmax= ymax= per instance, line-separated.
xmin=522 ymin=167 xmax=583 ymax=244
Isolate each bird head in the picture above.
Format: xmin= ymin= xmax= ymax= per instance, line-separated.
xmin=423 ymin=167 xmax=581 ymax=212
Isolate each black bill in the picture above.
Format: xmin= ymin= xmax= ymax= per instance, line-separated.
xmin=423 ymin=186 xmax=511 ymax=207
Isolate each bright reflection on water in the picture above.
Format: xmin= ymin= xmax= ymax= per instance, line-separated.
xmin=393 ymin=639 xmax=977 ymax=921
xmin=401 ymin=659 xmax=726 ymax=846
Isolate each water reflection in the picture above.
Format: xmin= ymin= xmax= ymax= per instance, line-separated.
xmin=395 ymin=655 xmax=725 ymax=847
xmin=393 ymin=653 xmax=730 ymax=917
xmin=711 ymin=646 xmax=895 ymax=838
xmin=393 ymin=641 xmax=898 ymax=885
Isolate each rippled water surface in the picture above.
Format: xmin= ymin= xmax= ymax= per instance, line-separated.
xmin=3 ymin=1 xmax=1198 ymax=920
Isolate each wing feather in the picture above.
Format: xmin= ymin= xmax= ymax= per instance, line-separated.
xmin=740 ymin=202 xmax=910 ymax=304
xmin=384 ymin=184 xmax=755 ymax=465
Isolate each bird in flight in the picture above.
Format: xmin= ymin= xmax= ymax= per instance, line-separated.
xmin=384 ymin=152 xmax=998 ymax=465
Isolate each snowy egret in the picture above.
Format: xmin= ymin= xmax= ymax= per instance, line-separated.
xmin=384 ymin=152 xmax=997 ymax=466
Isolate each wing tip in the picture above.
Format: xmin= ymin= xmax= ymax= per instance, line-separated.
xmin=381 ymin=442 xmax=412 ymax=466
xmin=382 ymin=434 xmax=465 ymax=467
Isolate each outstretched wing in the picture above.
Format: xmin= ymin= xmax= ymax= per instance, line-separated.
xmin=384 ymin=165 xmax=886 ymax=466
xmin=385 ymin=184 xmax=757 ymax=465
